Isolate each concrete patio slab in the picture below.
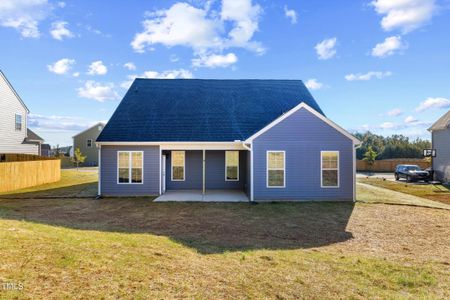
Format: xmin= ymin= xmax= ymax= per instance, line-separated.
xmin=154 ymin=190 xmax=249 ymax=202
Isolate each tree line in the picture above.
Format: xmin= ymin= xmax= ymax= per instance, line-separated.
xmin=354 ymin=132 xmax=431 ymax=160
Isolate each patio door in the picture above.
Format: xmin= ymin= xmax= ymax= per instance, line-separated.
xmin=162 ymin=155 xmax=166 ymax=193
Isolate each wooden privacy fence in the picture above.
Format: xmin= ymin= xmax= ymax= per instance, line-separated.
xmin=0 ymin=159 xmax=61 ymax=193
xmin=357 ymin=159 xmax=430 ymax=172
xmin=0 ymin=153 xmax=56 ymax=162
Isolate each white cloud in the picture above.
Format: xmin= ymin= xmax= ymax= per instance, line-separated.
xmin=304 ymin=79 xmax=324 ymax=90
xmin=192 ymin=53 xmax=238 ymax=68
xmin=379 ymin=121 xmax=396 ymax=129
xmin=220 ymin=0 xmax=264 ymax=53
xmin=284 ymin=5 xmax=297 ymax=24
xmin=121 ymin=69 xmax=193 ymax=89
xmin=84 ymin=24 xmax=110 ymax=37
xmin=371 ymin=0 xmax=437 ymax=33
xmin=47 ymin=58 xmax=75 ymax=75
xmin=372 ymin=35 xmax=406 ymax=57
xmin=77 ymin=81 xmax=119 ymax=102
xmin=415 ymin=97 xmax=450 ymax=112
xmin=0 ymin=0 xmax=51 ymax=38
xmin=87 ymin=60 xmax=108 ymax=75
xmin=387 ymin=108 xmax=403 ymax=117
xmin=131 ymin=0 xmax=264 ymax=59
xmin=57 ymin=2 xmax=66 ymax=8
xmin=315 ymin=38 xmax=337 ymax=60
xmin=72 ymin=72 xmax=80 ymax=77
xmin=131 ymin=2 xmax=221 ymax=53
xmin=345 ymin=71 xmax=392 ymax=81
xmin=123 ymin=62 xmax=136 ymax=71
xmin=28 ymin=114 xmax=89 ymax=131
xmin=50 ymin=21 xmax=74 ymax=40
xmin=404 ymin=115 xmax=418 ymax=123
xmin=355 ymin=120 xmax=432 ymax=139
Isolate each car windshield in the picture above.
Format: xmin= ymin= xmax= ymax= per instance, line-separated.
xmin=405 ymin=166 xmax=421 ymax=171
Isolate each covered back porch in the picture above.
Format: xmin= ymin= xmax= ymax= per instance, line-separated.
xmin=157 ymin=144 xmax=251 ymax=202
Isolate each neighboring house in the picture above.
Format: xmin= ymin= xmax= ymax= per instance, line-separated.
xmin=41 ymin=144 xmax=51 ymax=157
xmin=97 ymin=79 xmax=360 ymax=201
xmin=73 ymin=122 xmax=105 ymax=166
xmin=429 ymin=110 xmax=450 ymax=183
xmin=26 ymin=128 xmax=44 ymax=154
xmin=0 ymin=70 xmax=44 ymax=155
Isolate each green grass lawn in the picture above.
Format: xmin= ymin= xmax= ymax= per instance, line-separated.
xmin=359 ymin=178 xmax=450 ymax=205
xmin=0 ymin=170 xmax=449 ymax=298
xmin=0 ymin=200 xmax=449 ymax=299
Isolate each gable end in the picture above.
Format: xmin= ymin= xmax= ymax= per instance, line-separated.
xmin=245 ymin=102 xmax=360 ymax=145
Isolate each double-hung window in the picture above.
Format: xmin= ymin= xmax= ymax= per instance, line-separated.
xmin=321 ymin=151 xmax=339 ymax=188
xmin=171 ymin=151 xmax=185 ymax=181
xmin=225 ymin=151 xmax=239 ymax=181
xmin=15 ymin=114 xmax=22 ymax=131
xmin=86 ymin=139 xmax=93 ymax=148
xmin=118 ymin=151 xmax=143 ymax=184
xmin=267 ymin=151 xmax=285 ymax=188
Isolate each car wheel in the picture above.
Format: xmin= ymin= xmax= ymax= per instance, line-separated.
xmin=395 ymin=173 xmax=399 ymax=181
xmin=406 ymin=175 xmax=412 ymax=183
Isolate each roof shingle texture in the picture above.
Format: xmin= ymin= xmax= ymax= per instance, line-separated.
xmin=97 ymin=79 xmax=324 ymax=142
xmin=429 ymin=110 xmax=450 ymax=131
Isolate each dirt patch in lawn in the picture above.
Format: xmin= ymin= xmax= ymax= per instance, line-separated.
xmin=0 ymin=198 xmax=448 ymax=263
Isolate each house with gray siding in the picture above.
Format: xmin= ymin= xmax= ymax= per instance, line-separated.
xmin=73 ymin=122 xmax=105 ymax=166
xmin=96 ymin=79 xmax=360 ymax=201
xmin=429 ymin=110 xmax=450 ymax=183
xmin=0 ymin=70 xmax=44 ymax=155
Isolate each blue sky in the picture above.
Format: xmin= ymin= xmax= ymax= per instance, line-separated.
xmin=1 ymin=0 xmax=449 ymax=146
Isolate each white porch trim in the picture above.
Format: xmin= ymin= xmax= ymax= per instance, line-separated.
xmin=97 ymin=141 xmax=247 ymax=150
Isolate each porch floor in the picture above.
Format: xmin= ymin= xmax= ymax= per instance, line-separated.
xmin=154 ymin=190 xmax=249 ymax=202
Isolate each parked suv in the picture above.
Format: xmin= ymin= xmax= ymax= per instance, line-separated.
xmin=394 ymin=165 xmax=430 ymax=182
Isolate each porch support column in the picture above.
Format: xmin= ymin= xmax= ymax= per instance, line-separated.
xmin=202 ymin=149 xmax=206 ymax=195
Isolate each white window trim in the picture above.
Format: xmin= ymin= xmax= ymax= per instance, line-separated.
xmin=266 ymin=151 xmax=286 ymax=188
xmin=321 ymin=151 xmax=340 ymax=188
xmin=15 ymin=113 xmax=22 ymax=131
xmin=87 ymin=139 xmax=93 ymax=148
xmin=225 ymin=151 xmax=239 ymax=181
xmin=117 ymin=151 xmax=144 ymax=185
xmin=171 ymin=150 xmax=185 ymax=181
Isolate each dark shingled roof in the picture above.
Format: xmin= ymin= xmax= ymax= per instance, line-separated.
xmin=97 ymin=79 xmax=324 ymax=142
xmin=26 ymin=128 xmax=44 ymax=142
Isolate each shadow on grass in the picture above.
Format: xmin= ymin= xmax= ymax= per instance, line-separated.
xmin=0 ymin=182 xmax=97 ymax=199
xmin=0 ymin=198 xmax=354 ymax=254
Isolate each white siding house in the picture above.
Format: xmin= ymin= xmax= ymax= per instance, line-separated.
xmin=429 ymin=110 xmax=450 ymax=183
xmin=0 ymin=70 xmax=42 ymax=155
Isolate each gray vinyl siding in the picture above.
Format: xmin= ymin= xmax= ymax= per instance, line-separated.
xmin=0 ymin=72 xmax=38 ymax=155
xmin=100 ymin=145 xmax=160 ymax=196
xmin=164 ymin=150 xmax=247 ymax=190
xmin=73 ymin=124 xmax=104 ymax=166
xmin=253 ymin=108 xmax=354 ymax=201
xmin=165 ymin=150 xmax=203 ymax=190
xmin=432 ymin=129 xmax=450 ymax=182
xmin=205 ymin=150 xmax=246 ymax=190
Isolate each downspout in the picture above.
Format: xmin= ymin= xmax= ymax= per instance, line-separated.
xmin=353 ymin=142 xmax=361 ymax=202
xmin=202 ymin=149 xmax=206 ymax=196
xmin=242 ymin=142 xmax=254 ymax=202
xmin=97 ymin=144 xmax=102 ymax=199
